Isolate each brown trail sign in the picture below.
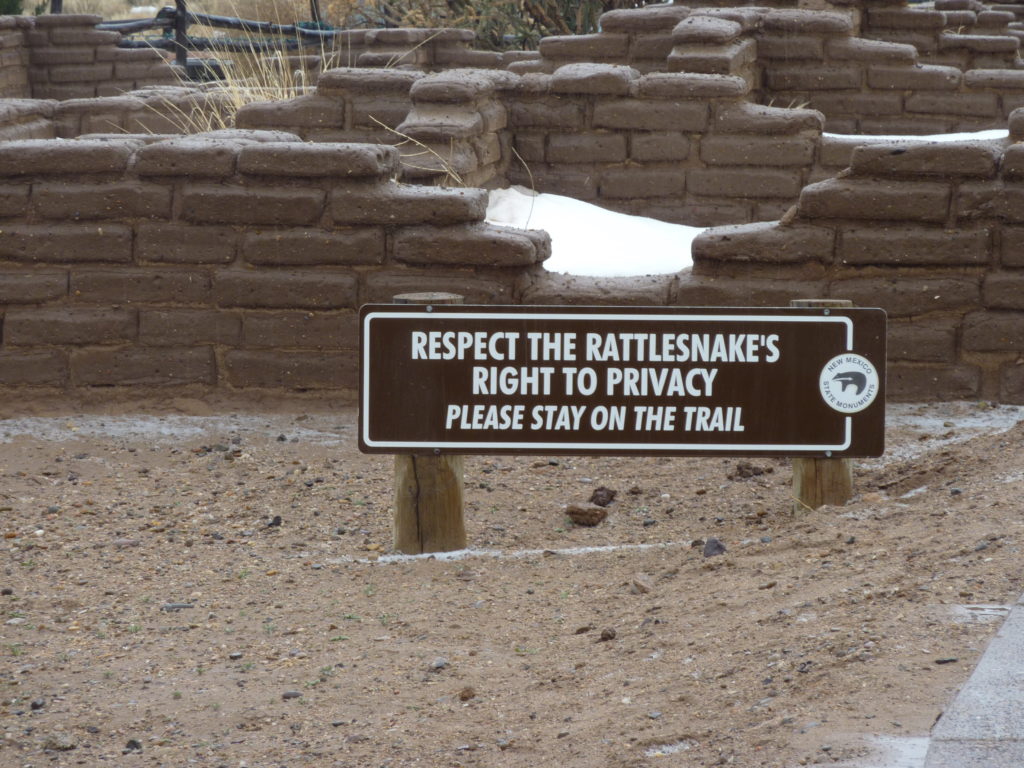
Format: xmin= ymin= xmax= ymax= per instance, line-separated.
xmin=360 ymin=305 xmax=886 ymax=459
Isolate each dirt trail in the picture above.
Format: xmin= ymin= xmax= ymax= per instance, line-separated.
xmin=1 ymin=400 xmax=1022 ymax=767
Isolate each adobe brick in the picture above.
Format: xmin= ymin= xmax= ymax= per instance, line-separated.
xmin=630 ymin=34 xmax=676 ymax=61
xmin=755 ymin=35 xmax=825 ymax=61
xmin=47 ymin=63 xmax=113 ymax=84
xmin=70 ymin=269 xmax=211 ymax=305
xmin=868 ymin=8 xmax=946 ymax=28
xmin=765 ymin=65 xmax=863 ymax=91
xmin=965 ymin=69 xmax=1024 ymax=89
xmin=800 ymin=179 xmax=950 ymax=222
xmin=887 ymin=363 xmax=980 ymax=400
xmin=711 ymin=102 xmax=823 ymax=135
xmin=0 ymin=224 xmax=132 ymax=263
xmin=242 ymin=311 xmax=358 ymax=349
xmin=34 ymin=13 xmax=102 ymax=26
xmin=638 ymin=73 xmax=749 ymax=99
xmin=593 ymin=99 xmax=708 ymax=131
xmin=887 ymin=318 xmax=958 ymax=362
xmin=539 ymin=33 xmax=630 ymax=60
xmin=329 ymin=183 xmax=485 ymax=226
xmin=349 ymin=96 xmax=411 ymax=129
xmin=905 ymin=92 xmax=999 ymax=117
xmin=838 ymin=225 xmax=990 ymax=266
xmin=392 ymin=223 xmax=548 ymax=267
xmin=825 ymin=37 xmax=917 ymax=62
xmin=962 ymin=310 xmax=1024 ymax=350
xmin=242 ymin=228 xmax=384 ymax=266
xmin=673 ymin=274 xmax=828 ymax=307
xmin=0 ymin=350 xmax=68 ymax=386
xmin=940 ymin=34 xmax=1018 ymax=53
xmin=132 ymin=137 xmax=240 ymax=177
xmin=520 ymin=272 xmax=673 ymax=306
xmin=139 ymin=309 xmax=241 ymax=346
xmin=1000 ymin=226 xmax=1024 ymax=266
xmin=214 ymin=271 xmax=357 ymax=309
xmin=601 ymin=5 xmax=690 ymax=32
xmin=316 ymin=67 xmax=421 ymax=96
xmin=808 ymin=93 xmax=904 ymax=119
xmin=672 ymin=16 xmax=742 ymax=45
xmin=0 ymin=271 xmax=67 ymax=303
xmin=997 ymin=144 xmax=1024 ymax=179
xmin=30 ymin=45 xmax=96 ymax=65
xmin=4 ymin=307 xmax=135 ymax=345
xmin=508 ymin=98 xmax=584 ymax=129
xmin=71 ymin=347 xmax=215 ymax=386
xmin=396 ymin=108 xmax=483 ymax=143
xmin=851 ymin=141 xmax=999 ymax=178
xmin=550 ymin=63 xmax=638 ymax=95
xmin=32 ymin=181 xmax=171 ymax=220
xmin=983 ymin=271 xmax=1024 ymax=309
xmin=506 ymin=166 xmax=597 ymax=200
xmin=547 ymin=133 xmax=627 ymax=163
xmin=512 ymin=134 xmax=545 ymax=163
xmin=0 ymin=184 xmax=29 ymax=217
xmin=667 ymin=39 xmax=756 ymax=76
xmin=223 ymin=349 xmax=356 ymax=390
xmin=631 ymin=132 xmax=690 ymax=162
xmin=692 ymin=222 xmax=833 ymax=264
xmin=47 ymin=28 xmax=122 ymax=46
xmin=600 ymin=168 xmax=685 ymax=199
xmin=699 ymin=135 xmax=815 ymax=166
xmin=236 ymin=94 xmax=345 ymax=132
xmin=828 ymin=276 xmax=980 ymax=316
xmin=362 ymin=270 xmax=515 ymax=304
xmin=0 ymin=138 xmax=140 ymax=174
xmin=237 ymin=142 xmax=399 ymax=179
xmin=31 ymin=83 xmax=96 ymax=100
xmin=958 ymin=183 xmax=1024 ymax=223
xmin=688 ymin=168 xmax=804 ymax=199
xmin=136 ymin=223 xmax=237 ymax=265
xmin=867 ymin=64 xmax=961 ymax=90
xmin=763 ymin=9 xmax=852 ymax=32
xmin=181 ymin=185 xmax=325 ymax=226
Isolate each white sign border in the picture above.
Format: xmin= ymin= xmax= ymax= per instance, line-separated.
xmin=362 ymin=311 xmax=855 ymax=453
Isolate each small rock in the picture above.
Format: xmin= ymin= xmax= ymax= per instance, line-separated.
xmin=282 ymin=690 xmax=302 ymax=700
xmin=630 ymin=577 xmax=653 ymax=595
xmin=123 ymin=738 xmax=143 ymax=753
xmin=1 ymin=587 xmax=13 ymax=596
xmin=627 ymin=485 xmax=642 ymax=495
xmin=589 ymin=486 xmax=617 ymax=507
xmin=267 ymin=515 xmax=283 ymax=528
xmin=648 ymin=711 xmax=662 ymax=720
xmin=458 ymin=687 xmax=476 ymax=701
xmin=566 ymin=504 xmax=607 ymax=527
xmin=430 ymin=657 xmax=449 ymax=671
xmin=42 ymin=732 xmax=76 ymax=751
xmin=730 ymin=461 xmax=772 ymax=480
xmin=703 ymin=538 xmax=727 ymax=558
xmin=30 ymin=698 xmax=45 ymax=710
xmin=574 ymin=625 xmax=594 ymax=635
xmin=228 ymin=652 xmax=244 ymax=660
xmin=935 ymin=657 xmax=959 ymax=665
xmin=599 ymin=628 xmax=617 ymax=642
xmin=161 ymin=602 xmax=194 ymax=612
xmin=642 ymin=518 xmax=657 ymax=527
xmin=497 ymin=738 xmax=511 ymax=750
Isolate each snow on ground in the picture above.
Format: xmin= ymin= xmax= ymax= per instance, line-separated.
xmin=485 ymin=130 xmax=1008 ymax=278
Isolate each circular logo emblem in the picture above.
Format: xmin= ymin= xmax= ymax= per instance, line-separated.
xmin=819 ymin=354 xmax=879 ymax=413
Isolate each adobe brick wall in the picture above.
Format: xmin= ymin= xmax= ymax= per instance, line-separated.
xmin=686 ymin=111 xmax=1024 ymax=404
xmin=0 ymin=16 xmax=30 ymax=99
xmin=0 ymin=132 xmax=549 ymax=393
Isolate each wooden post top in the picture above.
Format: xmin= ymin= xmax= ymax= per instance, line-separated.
xmin=393 ymin=292 xmax=464 ymax=305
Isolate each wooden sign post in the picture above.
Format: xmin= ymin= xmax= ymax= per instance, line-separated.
xmin=789 ymin=299 xmax=854 ymax=512
xmin=391 ymin=293 xmax=467 ymax=554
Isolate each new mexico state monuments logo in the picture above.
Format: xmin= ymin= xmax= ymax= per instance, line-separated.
xmin=819 ymin=353 xmax=879 ymax=414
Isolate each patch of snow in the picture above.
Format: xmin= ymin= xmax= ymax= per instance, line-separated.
xmin=486 ymin=185 xmax=700 ymax=277
xmin=824 ymin=129 xmax=1007 ymax=142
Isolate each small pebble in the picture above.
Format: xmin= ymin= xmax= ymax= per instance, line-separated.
xmin=599 ymin=628 xmax=616 ymax=642
xmin=282 ymin=690 xmax=302 ymax=700
xmin=430 ymin=657 xmax=449 ymax=671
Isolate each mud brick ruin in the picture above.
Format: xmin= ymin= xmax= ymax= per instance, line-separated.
xmin=1 ymin=3 xmax=1023 ymax=401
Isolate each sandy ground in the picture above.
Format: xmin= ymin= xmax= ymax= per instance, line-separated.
xmin=1 ymin=397 xmax=1023 ymax=768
